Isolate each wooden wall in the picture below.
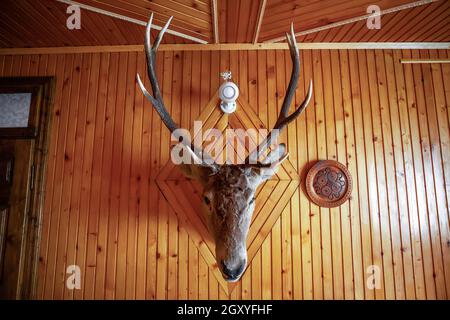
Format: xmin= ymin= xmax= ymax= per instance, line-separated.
xmin=0 ymin=48 xmax=449 ymax=299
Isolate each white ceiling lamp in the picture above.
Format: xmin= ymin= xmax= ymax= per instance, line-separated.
xmin=219 ymin=71 xmax=239 ymax=114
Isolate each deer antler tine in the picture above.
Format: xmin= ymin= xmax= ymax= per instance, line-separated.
xmin=154 ymin=16 xmax=173 ymax=51
xmin=286 ymin=23 xmax=298 ymax=58
xmin=148 ymin=12 xmax=154 ymax=30
xmin=285 ymin=32 xmax=292 ymax=49
xmin=136 ymin=73 xmax=158 ymax=106
xmin=145 ymin=14 xmax=154 ymax=56
xmin=279 ymin=24 xmax=300 ymax=120
xmin=290 ymin=23 xmax=295 ymax=44
xmin=285 ymin=79 xmax=313 ymax=124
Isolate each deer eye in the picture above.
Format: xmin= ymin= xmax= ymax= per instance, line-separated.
xmin=204 ymin=196 xmax=210 ymax=205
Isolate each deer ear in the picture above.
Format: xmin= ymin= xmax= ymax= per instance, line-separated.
xmin=179 ymin=163 xmax=217 ymax=182
xmin=254 ymin=143 xmax=289 ymax=180
xmin=175 ymin=144 xmax=218 ymax=182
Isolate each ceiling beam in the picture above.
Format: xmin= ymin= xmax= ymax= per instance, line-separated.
xmin=1 ymin=42 xmax=449 ymax=55
xmin=56 ymin=0 xmax=209 ymax=44
xmin=211 ymin=0 xmax=219 ymax=43
xmin=266 ymin=0 xmax=438 ymax=43
xmin=253 ymin=0 xmax=267 ymax=44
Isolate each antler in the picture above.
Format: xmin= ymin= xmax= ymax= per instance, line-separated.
xmin=137 ymin=14 xmax=213 ymax=165
xmin=246 ymin=24 xmax=313 ymax=163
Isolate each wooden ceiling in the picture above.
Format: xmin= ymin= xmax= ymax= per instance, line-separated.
xmin=0 ymin=0 xmax=449 ymax=47
xmin=272 ymin=0 xmax=450 ymax=43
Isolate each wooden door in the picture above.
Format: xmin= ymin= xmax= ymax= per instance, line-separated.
xmin=0 ymin=77 xmax=54 ymax=299
xmin=0 ymin=139 xmax=33 ymax=299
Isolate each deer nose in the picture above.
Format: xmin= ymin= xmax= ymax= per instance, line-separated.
xmin=221 ymin=260 xmax=246 ymax=282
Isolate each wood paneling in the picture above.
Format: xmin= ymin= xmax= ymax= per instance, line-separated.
xmin=217 ymin=0 xmax=261 ymax=43
xmin=292 ymin=0 xmax=450 ymax=43
xmin=0 ymin=0 xmax=197 ymax=48
xmin=260 ymin=0 xmax=450 ymax=42
xmin=1 ymin=48 xmax=449 ymax=299
xmin=1 ymin=0 xmax=448 ymax=47
xmin=262 ymin=0 xmax=414 ymax=39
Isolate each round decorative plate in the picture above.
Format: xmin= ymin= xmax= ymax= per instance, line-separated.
xmin=305 ymin=160 xmax=352 ymax=208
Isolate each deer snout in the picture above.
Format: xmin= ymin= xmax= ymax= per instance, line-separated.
xmin=220 ymin=259 xmax=246 ymax=282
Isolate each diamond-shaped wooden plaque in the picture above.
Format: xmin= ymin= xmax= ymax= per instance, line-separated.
xmin=155 ymin=93 xmax=299 ymax=295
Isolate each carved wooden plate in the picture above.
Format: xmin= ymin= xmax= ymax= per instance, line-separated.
xmin=305 ymin=160 xmax=352 ymax=208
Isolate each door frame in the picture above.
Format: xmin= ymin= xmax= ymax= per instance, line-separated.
xmin=0 ymin=77 xmax=55 ymax=299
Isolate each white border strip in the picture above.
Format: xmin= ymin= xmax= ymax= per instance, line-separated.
xmin=56 ymin=0 xmax=209 ymax=44
xmin=253 ymin=0 xmax=267 ymax=44
xmin=266 ymin=0 xmax=438 ymax=43
xmin=211 ymin=0 xmax=219 ymax=43
xmin=0 ymin=42 xmax=449 ymax=55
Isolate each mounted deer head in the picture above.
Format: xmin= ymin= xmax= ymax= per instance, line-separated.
xmin=137 ymin=14 xmax=312 ymax=282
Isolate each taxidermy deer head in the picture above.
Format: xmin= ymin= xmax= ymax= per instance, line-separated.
xmin=137 ymin=14 xmax=312 ymax=282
